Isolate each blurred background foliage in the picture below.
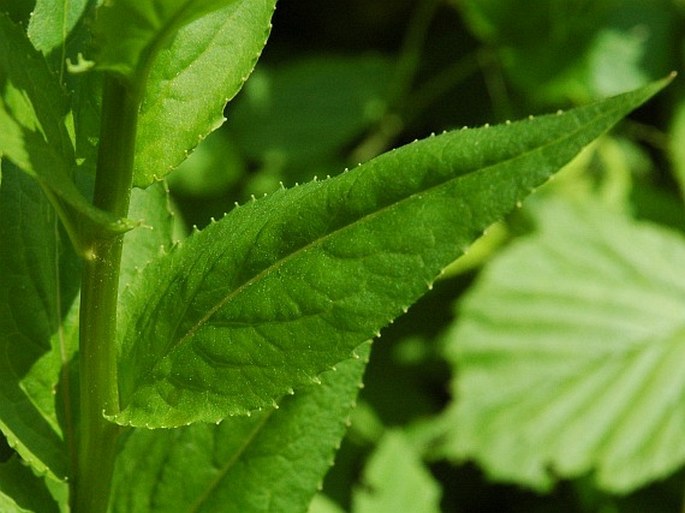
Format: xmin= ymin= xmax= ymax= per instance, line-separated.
xmin=167 ymin=1 xmax=685 ymax=512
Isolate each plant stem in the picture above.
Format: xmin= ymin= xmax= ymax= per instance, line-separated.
xmin=73 ymin=76 xmax=139 ymax=513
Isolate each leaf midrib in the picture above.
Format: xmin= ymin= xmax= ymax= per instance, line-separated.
xmin=160 ymin=102 xmax=628 ymax=367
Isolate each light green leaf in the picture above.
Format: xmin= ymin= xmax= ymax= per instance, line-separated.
xmin=308 ymin=495 xmax=346 ymax=513
xmin=669 ymin=97 xmax=685 ymax=200
xmin=119 ymin=181 xmax=175 ymax=291
xmin=114 ymin=77 xmax=670 ymax=428
xmin=0 ymin=456 xmax=60 ymax=513
xmin=0 ymin=13 xmax=131 ymax=245
xmin=94 ymin=0 xmax=239 ymax=79
xmin=353 ymin=432 xmax=441 ymax=513
xmin=443 ymin=197 xmax=685 ymax=493
xmin=133 ymin=0 xmax=276 ymax=188
xmin=110 ymin=344 xmax=369 ymax=513
xmin=28 ymin=0 xmax=90 ymax=55
xmin=0 ymin=165 xmax=79 ymax=481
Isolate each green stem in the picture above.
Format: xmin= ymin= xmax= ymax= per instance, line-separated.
xmin=73 ymin=76 xmax=139 ymax=513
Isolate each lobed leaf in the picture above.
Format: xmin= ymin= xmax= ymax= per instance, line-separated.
xmin=0 ymin=165 xmax=79 ymax=481
xmin=110 ymin=344 xmax=369 ymax=513
xmin=133 ymin=0 xmax=276 ymax=188
xmin=442 ymin=197 xmax=685 ymax=492
xmin=352 ymin=432 xmax=441 ymax=513
xmin=114 ymin=77 xmax=670 ymax=428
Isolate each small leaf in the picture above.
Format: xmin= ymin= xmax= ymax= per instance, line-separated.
xmin=133 ymin=0 xmax=277 ymax=188
xmin=669 ymin=97 xmax=685 ymax=200
xmin=442 ymin=197 xmax=685 ymax=492
xmin=115 ymin=77 xmax=670 ymax=428
xmin=119 ymin=181 xmax=175 ymax=291
xmin=0 ymin=456 xmax=60 ymax=513
xmin=110 ymin=344 xmax=369 ymax=513
xmin=0 ymin=165 xmax=79 ymax=481
xmin=28 ymin=0 xmax=90 ymax=55
xmin=353 ymin=432 xmax=441 ymax=513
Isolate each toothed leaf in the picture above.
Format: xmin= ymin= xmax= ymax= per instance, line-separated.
xmin=27 ymin=0 xmax=90 ymax=55
xmin=128 ymin=0 xmax=276 ymax=188
xmin=111 ymin=344 xmax=368 ymax=513
xmin=0 ymin=456 xmax=60 ymax=513
xmin=114 ymin=78 xmax=669 ymax=428
xmin=442 ymin=198 xmax=685 ymax=493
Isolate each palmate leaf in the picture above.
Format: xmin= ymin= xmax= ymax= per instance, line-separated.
xmin=110 ymin=344 xmax=369 ymax=513
xmin=113 ymin=77 xmax=670 ymax=428
xmin=442 ymin=197 xmax=685 ymax=492
xmin=133 ymin=0 xmax=277 ymax=188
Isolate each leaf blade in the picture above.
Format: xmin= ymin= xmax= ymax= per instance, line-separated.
xmin=111 ymin=345 xmax=368 ymax=513
xmin=442 ymin=198 xmax=685 ymax=492
xmin=0 ymin=13 xmax=131 ymax=243
xmin=133 ymin=0 xmax=276 ymax=188
xmin=0 ymin=165 xmax=79 ymax=481
xmin=115 ymin=77 xmax=671 ymax=428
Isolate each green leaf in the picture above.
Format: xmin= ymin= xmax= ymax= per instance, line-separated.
xmin=229 ymin=54 xmax=392 ymax=164
xmin=442 ymin=197 xmax=685 ymax=493
xmin=669 ymin=97 xmax=685 ymax=200
xmin=0 ymin=456 xmax=60 ymax=513
xmin=457 ymin=0 xmax=676 ymax=105
xmin=352 ymin=432 xmax=441 ymax=513
xmin=308 ymin=495 xmax=346 ymax=513
xmin=94 ymin=0 xmax=238 ymax=79
xmin=0 ymin=13 xmax=132 ymax=246
xmin=27 ymin=0 xmax=90 ymax=55
xmin=0 ymin=165 xmax=80 ymax=481
xmin=133 ymin=0 xmax=276 ymax=188
xmin=110 ymin=344 xmax=369 ymax=513
xmin=114 ymin=77 xmax=670 ymax=428
xmin=119 ymin=182 xmax=175 ymax=291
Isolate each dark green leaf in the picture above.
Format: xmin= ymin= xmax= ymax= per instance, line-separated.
xmin=457 ymin=0 xmax=676 ymax=105
xmin=0 ymin=165 xmax=79 ymax=481
xmin=111 ymin=344 xmax=368 ymax=513
xmin=0 ymin=13 xmax=131 ymax=246
xmin=442 ymin=197 xmax=685 ymax=492
xmin=229 ymin=54 xmax=392 ymax=164
xmin=114 ymin=77 xmax=670 ymax=428
xmin=0 ymin=456 xmax=60 ymax=513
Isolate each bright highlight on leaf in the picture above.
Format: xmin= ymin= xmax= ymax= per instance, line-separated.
xmin=443 ymin=197 xmax=685 ymax=493
xmin=114 ymin=77 xmax=671 ymax=428
xmin=133 ymin=0 xmax=277 ymax=188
